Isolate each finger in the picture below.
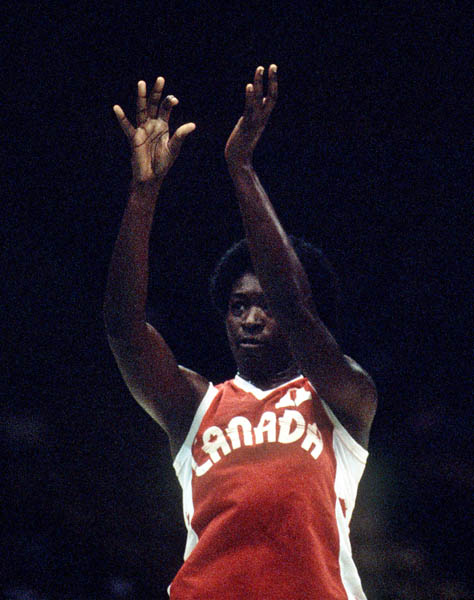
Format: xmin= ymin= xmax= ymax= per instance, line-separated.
xmin=266 ymin=64 xmax=278 ymax=101
xmin=243 ymin=84 xmax=255 ymax=119
xmin=158 ymin=94 xmax=179 ymax=123
xmin=113 ymin=104 xmax=136 ymax=140
xmin=148 ymin=76 xmax=165 ymax=119
xmin=168 ymin=122 xmax=196 ymax=158
xmin=263 ymin=63 xmax=278 ymax=114
xmin=253 ymin=66 xmax=264 ymax=103
xmin=136 ymin=80 xmax=148 ymax=126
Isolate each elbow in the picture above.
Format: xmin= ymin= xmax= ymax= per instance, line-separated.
xmin=102 ymin=297 xmax=117 ymax=335
xmin=103 ymin=290 xmax=147 ymax=341
xmin=103 ymin=309 xmax=122 ymax=340
xmin=269 ymin=271 xmax=317 ymax=322
xmin=269 ymin=284 xmax=310 ymax=320
xmin=102 ymin=299 xmax=133 ymax=340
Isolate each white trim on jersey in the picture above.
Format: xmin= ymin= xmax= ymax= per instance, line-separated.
xmin=173 ymin=382 xmax=219 ymax=560
xmin=334 ymin=493 xmax=368 ymax=600
xmin=319 ymin=399 xmax=368 ymax=599
xmin=321 ymin=399 xmax=369 ymax=466
xmin=233 ymin=373 xmax=304 ymax=400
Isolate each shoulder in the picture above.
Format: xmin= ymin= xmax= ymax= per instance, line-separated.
xmin=340 ymin=355 xmax=377 ymax=448
xmin=343 ymin=355 xmax=378 ymax=413
xmin=343 ymin=354 xmax=373 ymax=379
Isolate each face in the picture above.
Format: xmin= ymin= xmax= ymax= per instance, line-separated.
xmin=225 ymin=272 xmax=293 ymax=380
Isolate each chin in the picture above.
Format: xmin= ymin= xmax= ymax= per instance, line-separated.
xmin=237 ymin=350 xmax=287 ymax=377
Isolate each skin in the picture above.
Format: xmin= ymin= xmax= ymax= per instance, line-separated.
xmin=226 ymin=272 xmax=300 ymax=389
xmin=104 ymin=67 xmax=376 ymax=457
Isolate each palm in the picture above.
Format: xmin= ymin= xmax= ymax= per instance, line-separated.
xmin=114 ymin=77 xmax=195 ymax=183
xmin=132 ymin=118 xmax=172 ymax=181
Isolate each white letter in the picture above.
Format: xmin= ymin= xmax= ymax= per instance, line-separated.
xmin=301 ymin=422 xmax=323 ymax=459
xmin=226 ymin=416 xmax=253 ymax=449
xmin=275 ymin=387 xmax=312 ymax=409
xmin=254 ymin=411 xmax=277 ymax=444
xmin=278 ymin=409 xmax=306 ymax=444
xmin=294 ymin=388 xmax=313 ymax=407
xmin=275 ymin=390 xmax=296 ymax=409
xmin=193 ymin=457 xmax=213 ymax=477
xmin=202 ymin=426 xmax=231 ymax=462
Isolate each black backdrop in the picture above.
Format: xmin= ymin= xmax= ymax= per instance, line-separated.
xmin=3 ymin=1 xmax=472 ymax=598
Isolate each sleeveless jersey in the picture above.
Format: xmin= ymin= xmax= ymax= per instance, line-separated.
xmin=170 ymin=375 xmax=368 ymax=599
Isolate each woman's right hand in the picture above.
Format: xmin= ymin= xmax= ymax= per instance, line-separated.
xmin=113 ymin=77 xmax=195 ymax=184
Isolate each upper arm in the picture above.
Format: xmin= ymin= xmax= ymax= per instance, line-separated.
xmin=277 ymin=304 xmax=377 ymax=448
xmin=107 ymin=321 xmax=209 ymax=449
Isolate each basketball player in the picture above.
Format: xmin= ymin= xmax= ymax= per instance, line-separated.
xmin=104 ymin=65 xmax=377 ymax=599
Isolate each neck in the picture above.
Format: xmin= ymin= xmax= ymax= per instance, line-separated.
xmin=236 ymin=363 xmax=301 ymax=391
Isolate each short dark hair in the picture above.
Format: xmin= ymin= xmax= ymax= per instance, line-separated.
xmin=209 ymin=236 xmax=341 ymax=335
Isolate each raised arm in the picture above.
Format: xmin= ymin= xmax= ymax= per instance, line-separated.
xmin=104 ymin=77 xmax=209 ymax=456
xmin=225 ymin=65 xmax=376 ymax=447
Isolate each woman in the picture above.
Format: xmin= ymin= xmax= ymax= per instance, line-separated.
xmin=104 ymin=65 xmax=377 ymax=599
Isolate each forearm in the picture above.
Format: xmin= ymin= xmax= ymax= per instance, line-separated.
xmin=229 ymin=163 xmax=313 ymax=314
xmin=103 ymin=179 xmax=162 ymax=336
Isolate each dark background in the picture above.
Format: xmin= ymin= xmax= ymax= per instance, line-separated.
xmin=3 ymin=1 xmax=472 ymax=598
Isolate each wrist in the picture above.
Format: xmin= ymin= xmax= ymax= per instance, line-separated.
xmin=128 ymin=179 xmax=162 ymax=213
xmin=129 ymin=178 xmax=163 ymax=194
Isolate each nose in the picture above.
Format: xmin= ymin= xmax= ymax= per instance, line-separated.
xmin=242 ymin=306 xmax=265 ymax=331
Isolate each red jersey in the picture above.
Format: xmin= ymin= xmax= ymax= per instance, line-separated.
xmin=170 ymin=375 xmax=368 ymax=599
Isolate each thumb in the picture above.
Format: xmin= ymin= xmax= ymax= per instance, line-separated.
xmin=168 ymin=122 xmax=196 ymax=158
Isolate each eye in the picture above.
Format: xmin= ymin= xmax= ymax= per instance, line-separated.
xmin=230 ymin=301 xmax=246 ymax=317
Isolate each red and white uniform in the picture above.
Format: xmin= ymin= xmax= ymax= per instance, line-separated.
xmin=170 ymin=375 xmax=368 ymax=599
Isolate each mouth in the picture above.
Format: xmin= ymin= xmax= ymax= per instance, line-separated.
xmin=239 ymin=338 xmax=265 ymax=348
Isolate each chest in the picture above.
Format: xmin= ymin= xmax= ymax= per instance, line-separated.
xmin=191 ymin=381 xmax=337 ymax=479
